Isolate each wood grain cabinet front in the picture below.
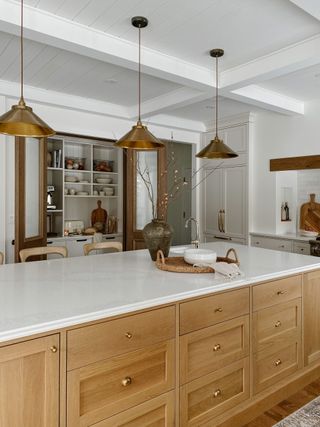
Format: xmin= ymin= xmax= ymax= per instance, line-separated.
xmin=0 ymin=334 xmax=60 ymax=427
xmin=253 ymin=299 xmax=301 ymax=353
xmin=304 ymin=269 xmax=320 ymax=366
xmin=67 ymin=340 xmax=175 ymax=427
xmin=180 ymin=288 xmax=249 ymax=335
xmin=180 ymin=358 xmax=250 ymax=426
xmin=90 ymin=391 xmax=175 ymax=427
xmin=67 ymin=305 xmax=175 ymax=370
xmin=180 ymin=315 xmax=249 ymax=384
xmin=252 ymin=275 xmax=301 ymax=311
xmin=253 ymin=341 xmax=302 ymax=394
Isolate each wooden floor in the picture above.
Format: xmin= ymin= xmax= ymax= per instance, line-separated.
xmin=242 ymin=378 xmax=320 ymax=426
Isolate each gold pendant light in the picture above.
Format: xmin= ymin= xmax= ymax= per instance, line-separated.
xmin=196 ymin=49 xmax=237 ymax=159
xmin=115 ymin=16 xmax=163 ymax=150
xmin=0 ymin=0 xmax=55 ymax=137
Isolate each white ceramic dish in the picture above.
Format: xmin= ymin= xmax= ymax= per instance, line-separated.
xmin=65 ymin=175 xmax=78 ymax=183
xmin=76 ymin=191 xmax=89 ymax=196
xmin=184 ymin=248 xmax=217 ymax=265
xmin=299 ymin=230 xmax=319 ymax=237
xmin=96 ymin=178 xmax=112 ymax=184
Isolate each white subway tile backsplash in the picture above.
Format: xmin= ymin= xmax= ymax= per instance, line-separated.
xmin=297 ymin=170 xmax=320 ymax=206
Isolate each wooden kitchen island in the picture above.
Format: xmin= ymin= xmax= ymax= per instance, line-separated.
xmin=1 ymin=243 xmax=320 ymax=427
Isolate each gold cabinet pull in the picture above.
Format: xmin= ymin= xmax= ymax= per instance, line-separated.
xmin=214 ymin=307 xmax=223 ymax=313
xmin=213 ymin=344 xmax=221 ymax=352
xmin=50 ymin=346 xmax=58 ymax=353
xmin=121 ymin=376 xmax=132 ymax=387
xmin=277 ymin=290 xmax=285 ymax=295
xmin=125 ymin=332 xmax=133 ymax=339
xmin=275 ymin=359 xmax=282 ymax=367
xmin=213 ymin=389 xmax=222 ymax=398
xmin=275 ymin=320 xmax=282 ymax=328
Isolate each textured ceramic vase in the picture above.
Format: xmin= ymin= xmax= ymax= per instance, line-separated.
xmin=143 ymin=219 xmax=173 ymax=261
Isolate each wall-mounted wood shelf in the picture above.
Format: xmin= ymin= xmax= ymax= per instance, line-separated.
xmin=270 ymin=155 xmax=320 ymax=171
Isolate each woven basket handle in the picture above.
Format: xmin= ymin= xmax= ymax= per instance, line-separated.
xmin=156 ymin=250 xmax=165 ymax=264
xmin=226 ymin=248 xmax=239 ymax=264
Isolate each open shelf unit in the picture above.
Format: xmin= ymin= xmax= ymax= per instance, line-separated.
xmin=46 ymin=135 xmax=123 ymax=241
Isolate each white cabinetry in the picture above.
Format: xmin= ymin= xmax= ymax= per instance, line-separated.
xmin=201 ymin=117 xmax=252 ymax=245
xmin=251 ymin=234 xmax=310 ymax=255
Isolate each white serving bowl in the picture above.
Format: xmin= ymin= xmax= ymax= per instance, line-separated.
xmin=184 ymin=248 xmax=217 ymax=265
xmin=96 ymin=178 xmax=112 ymax=184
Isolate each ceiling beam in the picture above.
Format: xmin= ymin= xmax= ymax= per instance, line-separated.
xmin=289 ymin=0 xmax=320 ymax=21
xmin=0 ymin=0 xmax=213 ymax=91
xmin=128 ymin=87 xmax=209 ymax=120
xmin=228 ymin=85 xmax=304 ymax=115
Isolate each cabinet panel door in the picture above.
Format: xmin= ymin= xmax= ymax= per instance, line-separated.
xmin=203 ymin=168 xmax=223 ymax=235
xmin=224 ymin=166 xmax=246 ymax=239
xmin=304 ymin=270 xmax=320 ymax=366
xmin=0 ymin=335 xmax=60 ymax=427
xmin=223 ymin=124 xmax=247 ymax=152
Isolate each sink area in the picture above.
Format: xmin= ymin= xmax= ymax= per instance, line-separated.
xmin=184 ymin=248 xmax=217 ymax=265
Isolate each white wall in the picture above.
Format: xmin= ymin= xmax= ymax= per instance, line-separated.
xmin=252 ymin=100 xmax=320 ymax=233
xmin=0 ymin=95 xmax=201 ymax=263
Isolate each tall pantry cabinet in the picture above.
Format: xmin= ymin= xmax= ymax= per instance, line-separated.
xmin=200 ymin=114 xmax=253 ymax=245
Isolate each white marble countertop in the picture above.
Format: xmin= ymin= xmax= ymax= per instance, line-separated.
xmin=1 ymin=242 xmax=320 ymax=343
xmin=250 ymin=232 xmax=314 ymax=242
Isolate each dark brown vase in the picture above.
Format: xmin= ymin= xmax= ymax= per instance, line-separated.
xmin=143 ymin=219 xmax=173 ymax=261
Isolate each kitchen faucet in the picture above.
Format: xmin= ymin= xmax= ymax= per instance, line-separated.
xmin=185 ymin=217 xmax=200 ymax=249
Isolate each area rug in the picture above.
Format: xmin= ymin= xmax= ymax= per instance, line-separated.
xmin=274 ymin=396 xmax=320 ymax=426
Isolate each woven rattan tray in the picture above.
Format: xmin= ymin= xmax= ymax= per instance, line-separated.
xmin=155 ymin=248 xmax=239 ymax=273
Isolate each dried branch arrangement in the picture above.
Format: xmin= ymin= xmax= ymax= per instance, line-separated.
xmin=136 ymin=139 xmax=223 ymax=220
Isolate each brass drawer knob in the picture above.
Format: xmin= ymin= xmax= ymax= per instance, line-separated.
xmin=213 ymin=344 xmax=221 ymax=352
xmin=121 ymin=376 xmax=132 ymax=387
xmin=213 ymin=389 xmax=222 ymax=398
xmin=214 ymin=307 xmax=223 ymax=313
xmin=50 ymin=346 xmax=58 ymax=353
xmin=275 ymin=320 xmax=282 ymax=328
xmin=275 ymin=359 xmax=282 ymax=367
xmin=277 ymin=290 xmax=285 ymax=295
xmin=125 ymin=332 xmax=133 ymax=339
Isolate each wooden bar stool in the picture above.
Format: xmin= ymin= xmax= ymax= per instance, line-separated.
xmin=19 ymin=246 xmax=68 ymax=262
xmin=83 ymin=242 xmax=123 ymax=256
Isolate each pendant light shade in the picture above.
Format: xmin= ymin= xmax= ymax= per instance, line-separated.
xmin=0 ymin=0 xmax=55 ymax=138
xmin=196 ymin=49 xmax=237 ymax=159
xmin=115 ymin=17 xmax=163 ymax=150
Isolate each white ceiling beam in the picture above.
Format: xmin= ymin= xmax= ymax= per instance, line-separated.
xmin=289 ymin=0 xmax=320 ymax=21
xmin=228 ymin=85 xmax=304 ymax=115
xmin=0 ymin=0 xmax=213 ymax=91
xmin=128 ymin=87 xmax=209 ymax=120
xmin=220 ymin=34 xmax=320 ymax=91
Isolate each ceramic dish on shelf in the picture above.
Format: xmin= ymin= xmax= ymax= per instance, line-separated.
xmin=65 ymin=175 xmax=79 ymax=183
xmin=79 ymin=180 xmax=89 ymax=184
xmin=76 ymin=191 xmax=89 ymax=196
xmin=95 ymin=177 xmax=112 ymax=184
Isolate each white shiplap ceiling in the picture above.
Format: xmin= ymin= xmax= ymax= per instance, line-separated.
xmin=0 ymin=0 xmax=319 ymax=128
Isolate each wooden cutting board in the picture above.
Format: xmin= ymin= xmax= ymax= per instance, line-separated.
xmin=300 ymin=193 xmax=320 ymax=232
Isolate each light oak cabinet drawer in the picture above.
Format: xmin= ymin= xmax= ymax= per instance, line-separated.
xmin=67 ymin=306 xmax=175 ymax=370
xmin=252 ymin=275 xmax=301 ymax=311
xmin=253 ymin=342 xmax=301 ymax=394
xmin=91 ymin=391 xmax=175 ymax=426
xmin=253 ymin=299 xmax=301 ymax=353
xmin=67 ymin=340 xmax=175 ymax=427
xmin=180 ymin=315 xmax=249 ymax=384
xmin=180 ymin=358 xmax=249 ymax=426
xmin=180 ymin=288 xmax=249 ymax=335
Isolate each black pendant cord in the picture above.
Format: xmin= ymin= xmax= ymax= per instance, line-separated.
xmin=20 ymin=0 xmax=24 ymax=103
xmin=138 ymin=25 xmax=141 ymax=123
xmin=215 ymin=55 xmax=218 ymax=138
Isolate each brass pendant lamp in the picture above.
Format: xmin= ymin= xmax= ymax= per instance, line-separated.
xmin=0 ymin=0 xmax=55 ymax=137
xmin=196 ymin=49 xmax=237 ymax=159
xmin=115 ymin=17 xmax=163 ymax=150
